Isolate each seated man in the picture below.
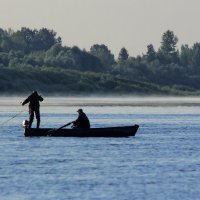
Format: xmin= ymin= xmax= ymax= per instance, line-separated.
xmin=72 ymin=108 xmax=90 ymax=129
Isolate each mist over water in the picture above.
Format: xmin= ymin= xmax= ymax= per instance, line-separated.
xmin=1 ymin=96 xmax=200 ymax=107
xmin=0 ymin=97 xmax=200 ymax=200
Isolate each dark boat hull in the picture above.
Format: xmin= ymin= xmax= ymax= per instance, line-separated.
xmin=24 ymin=125 xmax=139 ymax=137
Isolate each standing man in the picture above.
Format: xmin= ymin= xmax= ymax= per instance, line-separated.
xmin=22 ymin=91 xmax=43 ymax=128
xmin=72 ymin=108 xmax=90 ymax=129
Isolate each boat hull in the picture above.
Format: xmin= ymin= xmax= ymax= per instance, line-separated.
xmin=24 ymin=125 xmax=139 ymax=137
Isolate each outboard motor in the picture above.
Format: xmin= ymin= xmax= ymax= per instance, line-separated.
xmin=22 ymin=120 xmax=29 ymax=128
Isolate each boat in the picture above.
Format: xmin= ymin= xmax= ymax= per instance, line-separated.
xmin=23 ymin=124 xmax=139 ymax=137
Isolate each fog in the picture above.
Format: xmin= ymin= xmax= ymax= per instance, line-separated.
xmin=1 ymin=96 xmax=200 ymax=107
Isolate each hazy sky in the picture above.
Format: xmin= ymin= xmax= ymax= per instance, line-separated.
xmin=1 ymin=0 xmax=200 ymax=57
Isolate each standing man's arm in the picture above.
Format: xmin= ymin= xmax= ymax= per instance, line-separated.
xmin=38 ymin=96 xmax=43 ymax=102
xmin=22 ymin=96 xmax=30 ymax=106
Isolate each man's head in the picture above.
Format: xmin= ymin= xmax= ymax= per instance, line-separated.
xmin=32 ymin=91 xmax=38 ymax=95
xmin=77 ymin=108 xmax=83 ymax=114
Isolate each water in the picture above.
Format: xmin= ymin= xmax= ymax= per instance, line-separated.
xmin=0 ymin=97 xmax=200 ymax=200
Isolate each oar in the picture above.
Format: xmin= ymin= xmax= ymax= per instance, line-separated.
xmin=47 ymin=121 xmax=73 ymax=134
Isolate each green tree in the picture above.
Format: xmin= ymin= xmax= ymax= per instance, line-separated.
xmin=179 ymin=44 xmax=192 ymax=67
xmin=146 ymin=44 xmax=156 ymax=61
xmin=90 ymin=44 xmax=115 ymax=69
xmin=18 ymin=27 xmax=36 ymax=52
xmin=158 ymin=30 xmax=179 ymax=63
xmin=160 ymin=30 xmax=178 ymax=54
xmin=37 ymin=28 xmax=61 ymax=51
xmin=0 ymin=28 xmax=6 ymax=51
xmin=118 ymin=47 xmax=129 ymax=61
xmin=191 ymin=43 xmax=200 ymax=72
xmin=0 ymin=29 xmax=12 ymax=52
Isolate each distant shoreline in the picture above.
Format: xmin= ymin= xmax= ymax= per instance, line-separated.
xmin=0 ymin=96 xmax=200 ymax=107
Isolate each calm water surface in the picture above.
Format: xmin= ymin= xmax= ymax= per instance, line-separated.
xmin=0 ymin=97 xmax=200 ymax=200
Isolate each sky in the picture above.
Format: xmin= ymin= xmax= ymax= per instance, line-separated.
xmin=0 ymin=0 xmax=200 ymax=57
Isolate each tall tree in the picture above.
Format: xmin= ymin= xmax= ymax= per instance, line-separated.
xmin=37 ymin=28 xmax=61 ymax=51
xmin=160 ymin=30 xmax=178 ymax=54
xmin=90 ymin=44 xmax=115 ymax=69
xmin=191 ymin=43 xmax=200 ymax=70
xmin=118 ymin=47 xmax=129 ymax=62
xmin=179 ymin=44 xmax=191 ymax=67
xmin=146 ymin=44 xmax=156 ymax=61
xmin=158 ymin=30 xmax=179 ymax=63
xmin=0 ymin=29 xmax=12 ymax=52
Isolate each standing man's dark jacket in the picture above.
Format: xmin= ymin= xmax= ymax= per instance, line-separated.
xmin=73 ymin=109 xmax=90 ymax=129
xmin=22 ymin=91 xmax=43 ymax=128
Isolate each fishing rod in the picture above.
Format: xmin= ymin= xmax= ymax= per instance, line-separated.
xmin=0 ymin=108 xmax=27 ymax=126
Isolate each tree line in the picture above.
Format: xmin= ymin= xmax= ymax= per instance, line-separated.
xmin=0 ymin=27 xmax=200 ymax=95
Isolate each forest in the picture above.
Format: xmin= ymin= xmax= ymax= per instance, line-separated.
xmin=1 ymin=27 xmax=200 ymax=95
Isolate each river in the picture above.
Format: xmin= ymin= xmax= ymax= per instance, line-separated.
xmin=0 ymin=97 xmax=200 ymax=200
